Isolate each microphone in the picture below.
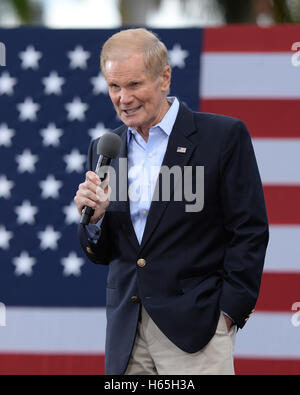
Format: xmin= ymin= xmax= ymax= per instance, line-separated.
xmin=80 ymin=132 xmax=122 ymax=225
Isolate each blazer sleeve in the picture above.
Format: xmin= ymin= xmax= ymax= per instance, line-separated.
xmin=218 ymin=120 xmax=269 ymax=328
xmin=78 ymin=139 xmax=112 ymax=266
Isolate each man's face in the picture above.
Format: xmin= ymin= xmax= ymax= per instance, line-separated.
xmin=104 ymin=53 xmax=171 ymax=134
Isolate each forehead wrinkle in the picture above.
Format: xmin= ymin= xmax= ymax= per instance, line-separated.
xmin=105 ymin=63 xmax=150 ymax=87
xmin=106 ymin=71 xmax=146 ymax=86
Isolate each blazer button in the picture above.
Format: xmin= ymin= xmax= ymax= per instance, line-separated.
xmin=131 ymin=296 xmax=141 ymax=304
xmin=137 ymin=258 xmax=146 ymax=268
xmin=86 ymin=247 xmax=94 ymax=255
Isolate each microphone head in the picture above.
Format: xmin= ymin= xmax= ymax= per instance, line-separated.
xmin=97 ymin=132 xmax=122 ymax=158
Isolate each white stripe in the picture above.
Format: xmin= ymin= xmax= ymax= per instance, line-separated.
xmin=252 ymin=139 xmax=300 ymax=184
xmin=0 ymin=307 xmax=106 ymax=353
xmin=264 ymin=226 xmax=300 ymax=273
xmin=235 ymin=312 xmax=300 ymax=358
xmin=201 ymin=53 xmax=300 ymax=98
xmin=1 ymin=309 xmax=299 ymax=358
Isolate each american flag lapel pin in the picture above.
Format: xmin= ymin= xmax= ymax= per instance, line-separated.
xmin=177 ymin=146 xmax=187 ymax=154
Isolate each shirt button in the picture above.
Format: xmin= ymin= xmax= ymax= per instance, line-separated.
xmin=137 ymin=258 xmax=146 ymax=268
xmin=86 ymin=247 xmax=94 ymax=255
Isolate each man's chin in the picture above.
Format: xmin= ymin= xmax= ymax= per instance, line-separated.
xmin=120 ymin=116 xmax=141 ymax=129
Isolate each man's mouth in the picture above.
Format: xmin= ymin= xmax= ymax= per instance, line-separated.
xmin=122 ymin=106 xmax=142 ymax=115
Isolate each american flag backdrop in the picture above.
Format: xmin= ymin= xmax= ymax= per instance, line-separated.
xmin=0 ymin=26 xmax=299 ymax=375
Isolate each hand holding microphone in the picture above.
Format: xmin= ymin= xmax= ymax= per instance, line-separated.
xmin=75 ymin=170 xmax=111 ymax=225
xmin=74 ymin=132 xmax=122 ymax=225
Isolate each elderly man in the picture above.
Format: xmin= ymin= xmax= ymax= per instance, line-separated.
xmin=74 ymin=28 xmax=269 ymax=375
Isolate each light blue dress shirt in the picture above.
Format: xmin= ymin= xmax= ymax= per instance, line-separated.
xmin=127 ymin=97 xmax=179 ymax=244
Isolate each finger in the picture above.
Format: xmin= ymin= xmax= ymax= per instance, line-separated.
xmin=77 ymin=183 xmax=99 ymax=201
xmin=74 ymin=197 xmax=96 ymax=215
xmin=107 ymin=185 xmax=112 ymax=199
xmin=97 ymin=187 xmax=108 ymax=203
xmin=75 ymin=187 xmax=100 ymax=211
xmin=78 ymin=181 xmax=97 ymax=195
xmin=86 ymin=171 xmax=100 ymax=186
xmin=97 ymin=184 xmax=111 ymax=203
xmin=100 ymin=172 xmax=110 ymax=191
xmin=74 ymin=196 xmax=83 ymax=215
xmin=79 ymin=195 xmax=98 ymax=210
xmin=102 ymin=170 xmax=110 ymax=183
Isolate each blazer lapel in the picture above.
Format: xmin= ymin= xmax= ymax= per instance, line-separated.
xmin=139 ymin=104 xmax=197 ymax=253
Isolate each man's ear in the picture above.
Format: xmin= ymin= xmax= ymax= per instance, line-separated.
xmin=160 ymin=65 xmax=171 ymax=93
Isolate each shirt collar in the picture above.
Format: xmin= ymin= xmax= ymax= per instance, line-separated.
xmin=127 ymin=97 xmax=179 ymax=144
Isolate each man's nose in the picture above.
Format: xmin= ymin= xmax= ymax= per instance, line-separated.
xmin=120 ymin=89 xmax=133 ymax=105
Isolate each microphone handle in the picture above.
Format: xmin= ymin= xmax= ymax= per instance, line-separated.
xmin=80 ymin=155 xmax=112 ymax=225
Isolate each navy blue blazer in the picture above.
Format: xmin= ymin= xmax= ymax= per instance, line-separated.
xmin=78 ymin=103 xmax=269 ymax=375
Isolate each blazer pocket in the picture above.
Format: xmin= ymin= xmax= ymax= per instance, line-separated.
xmin=106 ymin=287 xmax=120 ymax=307
xmin=180 ymin=275 xmax=204 ymax=294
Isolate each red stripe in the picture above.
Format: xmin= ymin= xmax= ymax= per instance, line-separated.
xmin=264 ymin=186 xmax=300 ymax=225
xmin=204 ymin=25 xmax=300 ymax=52
xmin=0 ymin=353 xmax=299 ymax=375
xmin=200 ymin=99 xmax=300 ymax=138
xmin=0 ymin=353 xmax=105 ymax=375
xmin=256 ymin=273 xmax=300 ymax=312
xmin=235 ymin=357 xmax=300 ymax=375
